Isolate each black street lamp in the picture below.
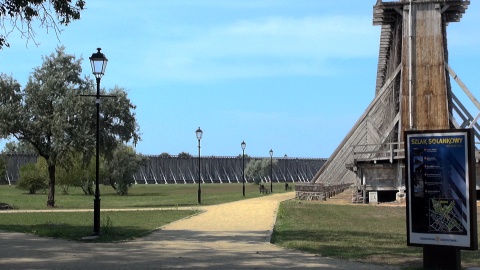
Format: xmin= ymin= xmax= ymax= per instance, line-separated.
xmin=196 ymin=127 xmax=203 ymax=204
xmin=269 ymin=149 xmax=273 ymax=193
xmin=241 ymin=141 xmax=246 ymax=196
xmin=284 ymin=154 xmax=287 ymax=182
xmin=89 ymin=48 xmax=108 ymax=236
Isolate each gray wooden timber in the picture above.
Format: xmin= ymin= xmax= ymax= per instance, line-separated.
xmin=311 ymin=64 xmax=401 ymax=186
xmin=133 ymin=156 xmax=325 ymax=184
xmin=2 ymin=154 xmax=37 ymax=185
xmin=1 ymin=154 xmax=326 ymax=185
xmin=295 ymin=183 xmax=351 ymax=201
xmin=311 ymin=0 xmax=476 ymax=192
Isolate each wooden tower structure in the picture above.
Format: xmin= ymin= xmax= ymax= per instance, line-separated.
xmin=306 ymin=0 xmax=479 ymax=202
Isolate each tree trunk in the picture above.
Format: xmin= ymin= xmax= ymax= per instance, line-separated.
xmin=46 ymin=163 xmax=56 ymax=207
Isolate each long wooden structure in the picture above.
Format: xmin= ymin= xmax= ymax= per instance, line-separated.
xmin=308 ymin=0 xmax=478 ymax=202
xmin=1 ymin=154 xmax=326 ymax=185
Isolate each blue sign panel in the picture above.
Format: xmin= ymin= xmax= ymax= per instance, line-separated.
xmin=405 ymin=129 xmax=477 ymax=250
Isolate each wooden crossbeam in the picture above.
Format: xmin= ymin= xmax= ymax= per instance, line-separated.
xmin=446 ymin=62 xmax=480 ymax=111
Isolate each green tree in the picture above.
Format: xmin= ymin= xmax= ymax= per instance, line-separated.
xmin=2 ymin=140 xmax=37 ymax=154
xmin=245 ymin=158 xmax=278 ymax=184
xmin=177 ymin=152 xmax=192 ymax=158
xmin=245 ymin=159 xmax=262 ymax=184
xmin=237 ymin=154 xmax=251 ymax=159
xmin=56 ymin=153 xmax=100 ymax=195
xmin=104 ymin=144 xmax=146 ymax=195
xmin=16 ymin=159 xmax=48 ymax=194
xmin=159 ymin=152 xmax=171 ymax=158
xmin=0 ymin=0 xmax=85 ymax=49
xmin=0 ymin=47 xmax=140 ymax=207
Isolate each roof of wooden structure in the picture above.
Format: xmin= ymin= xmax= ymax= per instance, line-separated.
xmin=312 ymin=0 xmax=472 ymax=185
xmin=374 ymin=0 xmax=469 ymax=25
xmin=373 ymin=0 xmax=469 ymax=93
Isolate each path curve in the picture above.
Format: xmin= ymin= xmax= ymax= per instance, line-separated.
xmin=0 ymin=192 xmax=399 ymax=269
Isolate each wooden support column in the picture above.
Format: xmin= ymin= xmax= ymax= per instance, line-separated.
xmin=423 ymin=246 xmax=461 ymax=270
xmin=401 ymin=2 xmax=450 ymax=134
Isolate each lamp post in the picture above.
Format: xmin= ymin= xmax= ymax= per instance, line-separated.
xmin=89 ymin=48 xmax=108 ymax=236
xmin=269 ymin=149 xmax=273 ymax=193
xmin=284 ymin=154 xmax=287 ymax=183
xmin=196 ymin=127 xmax=203 ymax=204
xmin=241 ymin=141 xmax=246 ymax=196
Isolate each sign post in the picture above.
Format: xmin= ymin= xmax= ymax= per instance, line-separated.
xmin=405 ymin=129 xmax=477 ymax=269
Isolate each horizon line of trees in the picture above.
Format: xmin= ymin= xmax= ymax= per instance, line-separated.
xmin=0 ymin=141 xmax=280 ymax=190
xmin=12 ymin=144 xmax=145 ymax=196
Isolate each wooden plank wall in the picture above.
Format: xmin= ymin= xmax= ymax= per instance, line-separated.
xmin=400 ymin=2 xmax=450 ymax=133
xmin=312 ymin=0 xmax=469 ymax=186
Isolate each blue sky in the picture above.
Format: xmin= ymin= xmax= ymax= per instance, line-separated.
xmin=1 ymin=0 xmax=479 ymax=158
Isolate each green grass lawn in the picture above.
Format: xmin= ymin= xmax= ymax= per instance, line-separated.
xmin=2 ymin=183 xmax=479 ymax=269
xmin=271 ymin=200 xmax=480 ymax=269
xmin=0 ymin=183 xmax=290 ymax=242
xmin=0 ymin=182 xmax=290 ymax=209
xmin=0 ymin=210 xmax=197 ymax=242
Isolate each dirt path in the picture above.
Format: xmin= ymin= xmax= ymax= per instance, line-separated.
xmin=0 ymin=192 xmax=400 ymax=270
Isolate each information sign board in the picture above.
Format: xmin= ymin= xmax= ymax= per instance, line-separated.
xmin=405 ymin=129 xmax=477 ymax=250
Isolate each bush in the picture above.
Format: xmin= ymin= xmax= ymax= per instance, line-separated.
xmin=56 ymin=154 xmax=98 ymax=195
xmin=16 ymin=162 xmax=48 ymax=194
xmin=245 ymin=158 xmax=278 ymax=185
xmin=159 ymin=152 xmax=171 ymax=158
xmin=177 ymin=152 xmax=192 ymax=158
xmin=105 ymin=145 xmax=146 ymax=195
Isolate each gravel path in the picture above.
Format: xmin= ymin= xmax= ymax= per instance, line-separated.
xmin=0 ymin=192 xmax=400 ymax=269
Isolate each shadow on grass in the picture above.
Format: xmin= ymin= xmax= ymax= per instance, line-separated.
xmin=0 ymin=223 xmax=149 ymax=242
xmin=272 ymin=228 xmax=422 ymax=266
xmin=0 ymin=210 xmax=198 ymax=243
xmin=66 ymin=192 xmax=172 ymax=197
xmin=102 ymin=193 xmax=171 ymax=197
xmin=122 ymin=203 xmax=198 ymax=208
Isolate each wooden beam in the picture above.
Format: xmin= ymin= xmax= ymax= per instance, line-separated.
xmin=468 ymin=112 xmax=480 ymax=128
xmin=446 ymin=62 xmax=480 ymax=110
xmin=441 ymin=5 xmax=450 ymax=13
xmin=314 ymin=64 xmax=401 ymax=179
xmin=393 ymin=7 xmax=403 ymax=16
xmin=380 ymin=112 xmax=400 ymax=143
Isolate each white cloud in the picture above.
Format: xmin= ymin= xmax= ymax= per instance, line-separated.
xmin=137 ymin=15 xmax=380 ymax=82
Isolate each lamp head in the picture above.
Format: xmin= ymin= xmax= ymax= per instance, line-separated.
xmin=89 ymin=48 xmax=108 ymax=79
xmin=196 ymin=127 xmax=203 ymax=140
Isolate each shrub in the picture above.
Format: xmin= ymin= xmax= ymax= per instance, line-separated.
xmin=56 ymin=153 xmax=99 ymax=195
xmin=177 ymin=152 xmax=192 ymax=159
xmin=159 ymin=152 xmax=171 ymax=158
xmin=16 ymin=162 xmax=48 ymax=194
xmin=105 ymin=145 xmax=146 ymax=195
xmin=245 ymin=158 xmax=278 ymax=185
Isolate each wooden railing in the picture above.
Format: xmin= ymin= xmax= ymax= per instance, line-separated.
xmin=351 ymin=142 xmax=404 ymax=164
xmin=295 ymin=183 xmax=351 ymax=201
xmin=352 ymin=141 xmax=480 ymax=163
